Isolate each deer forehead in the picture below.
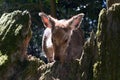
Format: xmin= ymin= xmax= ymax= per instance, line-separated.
xmin=52 ymin=28 xmax=72 ymax=41
xmin=55 ymin=19 xmax=69 ymax=28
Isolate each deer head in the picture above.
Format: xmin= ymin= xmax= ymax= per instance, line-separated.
xmin=39 ymin=12 xmax=84 ymax=63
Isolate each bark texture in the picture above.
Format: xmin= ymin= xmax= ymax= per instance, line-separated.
xmin=107 ymin=0 xmax=120 ymax=8
xmin=93 ymin=3 xmax=120 ymax=80
xmin=0 ymin=10 xmax=44 ymax=80
xmin=50 ymin=0 xmax=57 ymax=18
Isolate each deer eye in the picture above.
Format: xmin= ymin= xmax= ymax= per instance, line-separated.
xmin=52 ymin=37 xmax=57 ymax=44
xmin=64 ymin=38 xmax=68 ymax=43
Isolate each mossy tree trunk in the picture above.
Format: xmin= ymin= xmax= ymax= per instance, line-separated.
xmin=107 ymin=0 xmax=120 ymax=8
xmin=0 ymin=10 xmax=44 ymax=80
xmin=93 ymin=3 xmax=120 ymax=80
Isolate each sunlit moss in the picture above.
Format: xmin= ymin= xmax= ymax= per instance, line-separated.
xmin=15 ymin=24 xmax=23 ymax=36
xmin=96 ymin=8 xmax=106 ymax=37
xmin=93 ymin=61 xmax=101 ymax=78
xmin=0 ymin=51 xmax=8 ymax=66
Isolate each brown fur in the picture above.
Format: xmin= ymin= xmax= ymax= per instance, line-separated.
xmin=39 ymin=12 xmax=84 ymax=63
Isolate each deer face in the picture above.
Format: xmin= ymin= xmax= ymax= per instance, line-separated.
xmin=39 ymin=12 xmax=84 ymax=63
xmin=52 ymin=28 xmax=71 ymax=61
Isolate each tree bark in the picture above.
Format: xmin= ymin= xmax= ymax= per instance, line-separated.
xmin=50 ymin=0 xmax=57 ymax=18
xmin=107 ymin=0 xmax=120 ymax=8
xmin=39 ymin=0 xmax=43 ymax=12
xmin=93 ymin=3 xmax=120 ymax=80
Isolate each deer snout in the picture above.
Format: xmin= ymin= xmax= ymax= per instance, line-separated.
xmin=48 ymin=57 xmax=55 ymax=63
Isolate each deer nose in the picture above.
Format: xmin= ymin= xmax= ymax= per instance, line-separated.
xmin=48 ymin=57 xmax=55 ymax=63
xmin=49 ymin=59 xmax=55 ymax=63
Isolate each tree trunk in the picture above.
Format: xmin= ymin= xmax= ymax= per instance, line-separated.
xmin=50 ymin=0 xmax=57 ymax=18
xmin=93 ymin=3 xmax=120 ymax=80
xmin=0 ymin=10 xmax=43 ymax=80
xmin=39 ymin=0 xmax=43 ymax=12
xmin=107 ymin=0 xmax=120 ymax=8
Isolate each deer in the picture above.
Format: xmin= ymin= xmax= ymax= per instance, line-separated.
xmin=39 ymin=12 xmax=85 ymax=63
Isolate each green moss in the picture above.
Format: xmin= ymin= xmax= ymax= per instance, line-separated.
xmin=0 ymin=51 xmax=8 ymax=66
xmin=0 ymin=10 xmax=30 ymax=55
xmin=94 ymin=8 xmax=108 ymax=80
xmin=96 ymin=8 xmax=107 ymax=37
xmin=93 ymin=61 xmax=101 ymax=79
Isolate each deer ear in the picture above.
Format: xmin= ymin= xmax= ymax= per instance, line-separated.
xmin=68 ymin=13 xmax=84 ymax=30
xmin=39 ymin=12 xmax=55 ymax=28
